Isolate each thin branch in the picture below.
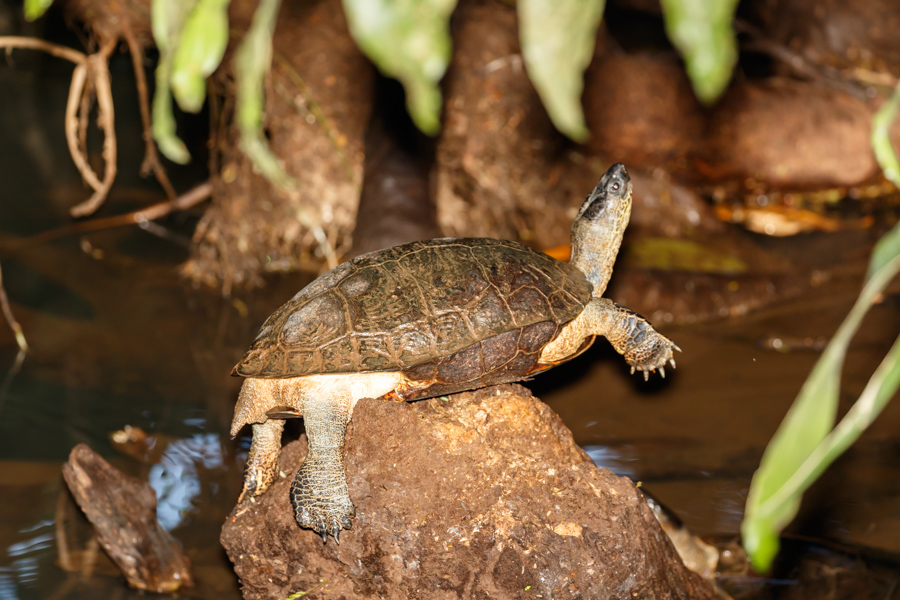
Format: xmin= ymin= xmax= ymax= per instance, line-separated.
xmin=0 ymin=36 xmax=86 ymax=65
xmin=120 ymin=18 xmax=177 ymax=200
xmin=17 ymin=182 xmax=213 ymax=248
xmin=0 ymin=262 xmax=27 ymax=354
xmin=736 ymin=20 xmax=870 ymax=101
xmin=1 ymin=36 xmax=121 ymax=216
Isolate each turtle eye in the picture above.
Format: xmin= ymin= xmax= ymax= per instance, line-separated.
xmin=611 ymin=181 xmax=621 ymax=192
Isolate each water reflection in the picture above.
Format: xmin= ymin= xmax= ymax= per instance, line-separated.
xmin=147 ymin=432 xmax=225 ymax=531
xmin=2 ymin=522 xmax=54 ymax=594
xmin=582 ymin=444 xmax=640 ymax=479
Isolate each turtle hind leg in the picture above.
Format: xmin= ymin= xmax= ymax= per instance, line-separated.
xmin=290 ymin=395 xmax=355 ymax=542
xmin=240 ymin=419 xmax=286 ymax=502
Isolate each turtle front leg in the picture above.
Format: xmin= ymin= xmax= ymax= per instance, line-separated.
xmin=290 ymin=396 xmax=355 ymax=542
xmin=590 ymin=298 xmax=679 ymax=379
xmin=240 ymin=419 xmax=286 ymax=502
xmin=540 ymin=297 xmax=679 ymax=380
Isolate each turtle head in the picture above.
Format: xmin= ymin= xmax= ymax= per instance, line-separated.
xmin=570 ymin=163 xmax=633 ymax=298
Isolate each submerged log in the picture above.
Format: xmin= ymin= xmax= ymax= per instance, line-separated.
xmin=221 ymin=385 xmax=717 ymax=600
xmin=61 ymin=444 xmax=192 ymax=593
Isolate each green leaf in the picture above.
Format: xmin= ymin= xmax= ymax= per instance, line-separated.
xmin=342 ymin=0 xmax=457 ymax=135
xmin=659 ymin=0 xmax=739 ymax=104
xmin=518 ymin=0 xmax=605 ymax=142
xmin=24 ymin=0 xmax=53 ymax=21
xmin=742 ymin=231 xmax=900 ymax=572
xmin=150 ymin=0 xmax=197 ymax=163
xmin=171 ymin=0 xmax=232 ymax=113
xmin=234 ymin=0 xmax=296 ymax=189
xmin=871 ymin=79 xmax=900 ymax=188
xmin=868 ymin=219 xmax=900 ymax=281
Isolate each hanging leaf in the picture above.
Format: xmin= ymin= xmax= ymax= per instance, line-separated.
xmin=234 ymin=0 xmax=296 ymax=189
xmin=342 ymin=0 xmax=457 ymax=135
xmin=24 ymin=0 xmax=53 ymax=21
xmin=170 ymin=0 xmax=232 ymax=114
xmin=518 ymin=0 xmax=605 ymax=142
xmin=659 ymin=0 xmax=739 ymax=104
xmin=870 ymin=79 xmax=900 ymax=188
xmin=150 ymin=0 xmax=197 ymax=164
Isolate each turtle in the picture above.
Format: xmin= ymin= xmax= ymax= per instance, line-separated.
xmin=230 ymin=163 xmax=679 ymax=541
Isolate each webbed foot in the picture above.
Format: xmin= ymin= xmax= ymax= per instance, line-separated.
xmin=624 ymin=332 xmax=680 ymax=380
xmin=289 ymin=453 xmax=355 ymax=542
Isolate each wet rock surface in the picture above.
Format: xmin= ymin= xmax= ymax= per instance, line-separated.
xmin=221 ymin=385 xmax=716 ymax=600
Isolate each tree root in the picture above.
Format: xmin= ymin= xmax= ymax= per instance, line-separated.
xmin=0 ymin=262 xmax=27 ymax=354
xmin=13 ymin=182 xmax=214 ymax=249
xmin=0 ymin=29 xmax=182 ymax=216
xmin=120 ymin=18 xmax=177 ymax=200
xmin=0 ymin=36 xmax=118 ymax=217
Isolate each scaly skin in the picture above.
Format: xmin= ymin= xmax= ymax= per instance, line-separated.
xmin=538 ymin=298 xmax=679 ymax=379
xmin=240 ymin=419 xmax=285 ymax=502
xmin=289 ymin=395 xmax=355 ymax=542
xmin=570 ymin=163 xmax=632 ymax=298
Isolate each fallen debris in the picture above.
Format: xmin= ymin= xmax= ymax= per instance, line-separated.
xmin=62 ymin=444 xmax=193 ymax=593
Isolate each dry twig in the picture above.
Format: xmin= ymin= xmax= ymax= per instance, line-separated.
xmin=16 ymin=182 xmax=214 ymax=249
xmin=0 ymin=262 xmax=27 ymax=354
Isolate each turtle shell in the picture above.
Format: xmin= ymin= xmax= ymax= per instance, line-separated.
xmin=233 ymin=238 xmax=592 ymax=379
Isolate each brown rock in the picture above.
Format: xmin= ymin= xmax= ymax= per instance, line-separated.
xmin=62 ymin=444 xmax=192 ymax=593
xmin=702 ymin=80 xmax=883 ymax=189
xmin=584 ymin=53 xmax=704 ymax=172
xmin=221 ymin=385 xmax=716 ymax=600
xmin=748 ymin=0 xmax=900 ymax=74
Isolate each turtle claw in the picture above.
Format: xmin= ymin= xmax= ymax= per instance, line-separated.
xmin=290 ymin=471 xmax=355 ymax=542
xmin=624 ymin=329 xmax=679 ymax=381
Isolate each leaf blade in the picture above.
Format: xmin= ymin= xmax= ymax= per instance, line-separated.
xmin=342 ymin=0 xmax=457 ymax=135
xmin=170 ymin=0 xmax=232 ymax=114
xmin=24 ymin=0 xmax=53 ymax=21
xmin=742 ymin=246 xmax=900 ymax=572
xmin=518 ymin=0 xmax=605 ymax=142
xmin=659 ymin=0 xmax=739 ymax=104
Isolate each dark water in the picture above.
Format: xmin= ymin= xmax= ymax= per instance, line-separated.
xmin=2 ymin=12 xmax=900 ymax=600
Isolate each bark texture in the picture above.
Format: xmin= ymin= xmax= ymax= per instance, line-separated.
xmin=62 ymin=444 xmax=192 ymax=593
